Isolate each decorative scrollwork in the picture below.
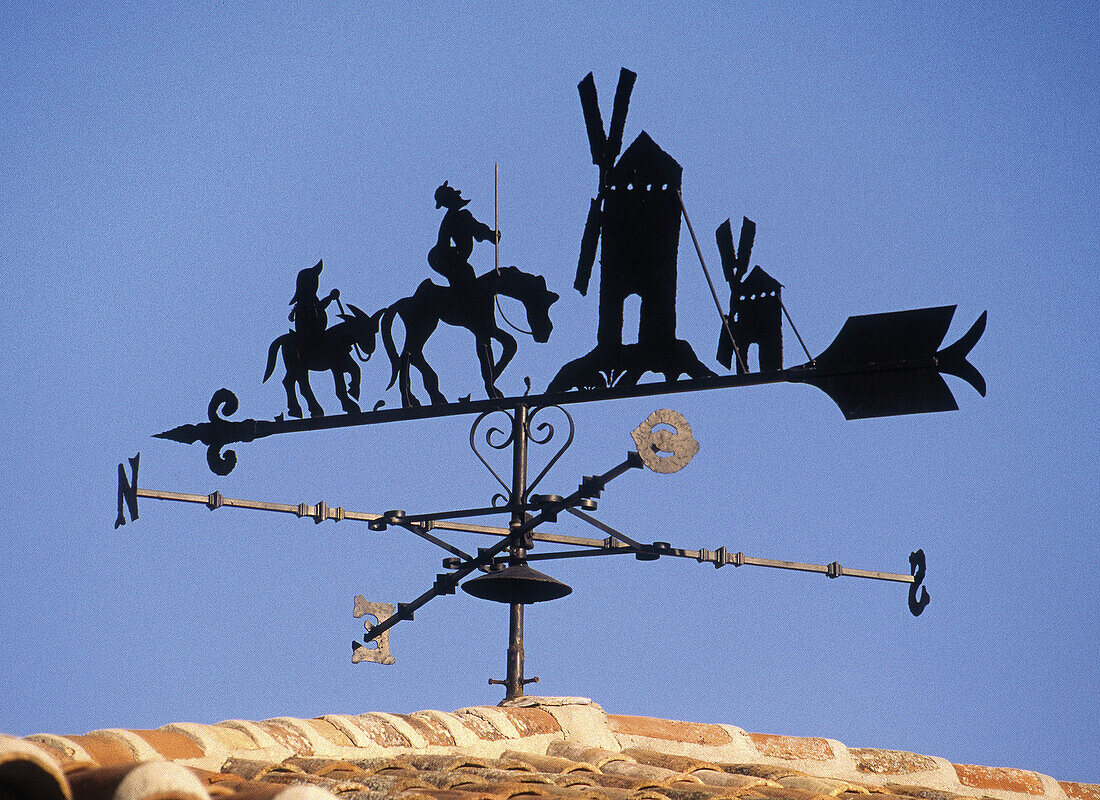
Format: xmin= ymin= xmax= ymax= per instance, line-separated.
xmin=352 ymin=595 xmax=396 ymax=665
xmin=525 ymin=405 xmax=575 ymax=496
xmin=631 ymin=409 xmax=699 ymax=474
xmin=468 ymin=405 xmax=576 ymax=503
xmin=206 ymin=388 xmax=240 ymax=476
xmin=470 ymin=409 xmax=517 ymax=495
xmin=207 ymin=387 xmax=239 ymax=422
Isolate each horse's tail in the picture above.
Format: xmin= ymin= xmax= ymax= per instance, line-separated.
xmin=380 ymin=305 xmax=402 ymax=390
xmin=263 ymin=334 xmax=289 ymax=383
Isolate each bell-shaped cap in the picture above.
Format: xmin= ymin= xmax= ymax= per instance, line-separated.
xmin=462 ymin=563 xmax=572 ymax=604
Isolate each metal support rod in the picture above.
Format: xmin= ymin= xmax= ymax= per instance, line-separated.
xmin=564 ymin=506 xmax=645 ymax=549
xmin=505 ymin=404 xmax=530 ymax=700
xmin=519 ymin=541 xmax=916 ymax=584
xmin=394 ymin=523 xmax=473 ymax=560
xmin=780 ymin=297 xmax=815 ymax=365
xmin=127 ymin=487 xmax=610 ymax=546
xmin=401 ymin=505 xmax=523 ymax=524
xmin=494 ymin=163 xmax=500 ymax=273
xmin=157 ymin=368 xmax=795 ymax=450
xmin=677 ymin=190 xmax=749 ymax=374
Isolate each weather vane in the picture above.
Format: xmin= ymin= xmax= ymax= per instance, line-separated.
xmin=116 ymin=68 xmax=983 ymax=701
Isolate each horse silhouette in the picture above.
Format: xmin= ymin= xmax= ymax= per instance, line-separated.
xmin=264 ymin=303 xmax=382 ymax=417
xmin=381 ymin=266 xmax=558 ymax=407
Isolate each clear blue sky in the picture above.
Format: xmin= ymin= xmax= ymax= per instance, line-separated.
xmin=2 ymin=1 xmax=1097 ymax=783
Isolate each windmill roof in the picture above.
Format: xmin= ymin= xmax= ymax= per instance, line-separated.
xmin=3 ymin=697 xmax=1095 ymax=800
xmin=614 ymin=131 xmax=682 ymax=182
xmin=739 ymin=266 xmax=783 ymax=292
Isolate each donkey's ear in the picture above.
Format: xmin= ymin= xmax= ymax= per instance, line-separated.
xmin=347 ymin=303 xmax=366 ymax=318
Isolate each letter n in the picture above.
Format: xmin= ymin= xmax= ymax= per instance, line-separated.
xmin=115 ymin=453 xmax=140 ymax=529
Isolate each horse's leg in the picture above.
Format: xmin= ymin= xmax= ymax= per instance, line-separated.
xmin=476 ymin=335 xmax=505 ymax=399
xmin=402 ymin=313 xmax=445 ymax=407
xmin=491 ymin=329 xmax=517 ymax=376
xmin=347 ymin=358 xmax=361 ymax=401
xmin=399 ymin=350 xmax=419 ymax=407
xmin=410 ymin=350 xmax=446 ymax=404
xmin=341 ymin=354 xmax=361 ymax=402
xmin=283 ymin=374 xmax=304 ymax=418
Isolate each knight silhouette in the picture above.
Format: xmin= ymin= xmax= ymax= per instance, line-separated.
xmin=428 ymin=181 xmax=499 ymax=288
xmin=289 ymin=259 xmax=339 ymax=353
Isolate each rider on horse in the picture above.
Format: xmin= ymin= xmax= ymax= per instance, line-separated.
xmin=289 ymin=259 xmax=340 ymax=353
xmin=428 ymin=181 xmax=499 ymax=289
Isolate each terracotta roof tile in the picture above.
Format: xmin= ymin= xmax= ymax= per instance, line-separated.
xmin=746 ymin=734 xmax=835 ymax=763
xmin=881 ymin=784 xmax=981 ymax=800
xmin=502 ymin=709 xmax=563 ymax=738
xmin=608 ymin=717 xmax=732 ymax=747
xmin=622 ymin=749 xmax=723 ymax=774
xmin=66 ymin=733 xmax=140 ymax=767
xmin=1 ymin=700 xmax=1095 ymax=800
xmin=305 ymin=718 xmax=356 ymax=749
xmin=132 ymin=728 xmax=206 ymax=761
xmin=953 ymin=765 xmax=1045 ymax=796
xmin=405 ymin=715 xmax=460 ymax=748
xmin=1061 ymin=784 xmax=1100 ymax=800
xmin=849 ymin=751 xmax=940 ymax=777
xmin=0 ymin=733 xmax=71 ymax=800
xmin=502 ymin=752 xmax=599 ymax=775
xmin=256 ymin=721 xmax=320 ymax=758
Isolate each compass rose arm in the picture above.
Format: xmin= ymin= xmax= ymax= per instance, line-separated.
xmin=514 ymin=515 xmax=931 ymax=617
xmin=113 ymin=456 xmax=489 ymax=563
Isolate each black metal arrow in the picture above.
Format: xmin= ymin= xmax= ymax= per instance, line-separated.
xmin=155 ymin=306 xmax=986 ymax=475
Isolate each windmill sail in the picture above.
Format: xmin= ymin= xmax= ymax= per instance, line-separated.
xmin=605 ymin=68 xmax=636 ymax=164
xmin=575 ymin=68 xmax=637 ymax=295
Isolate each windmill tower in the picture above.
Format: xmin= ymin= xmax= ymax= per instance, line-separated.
xmin=574 ymin=68 xmax=683 ymax=351
xmin=551 ymin=69 xmax=712 ymax=393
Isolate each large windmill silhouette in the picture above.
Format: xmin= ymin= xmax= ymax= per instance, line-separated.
xmin=551 ymin=68 xmax=713 ymax=392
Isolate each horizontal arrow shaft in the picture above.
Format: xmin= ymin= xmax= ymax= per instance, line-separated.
xmin=155 ymin=371 xmax=795 ymax=448
xmin=155 ymin=357 xmax=951 ymax=448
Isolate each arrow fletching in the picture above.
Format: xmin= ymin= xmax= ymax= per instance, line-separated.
xmin=936 ymin=310 xmax=988 ymax=397
xmin=797 ymin=306 xmax=987 ymax=420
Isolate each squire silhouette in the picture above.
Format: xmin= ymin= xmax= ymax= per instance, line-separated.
xmin=716 ymin=217 xmax=783 ymax=373
xmin=380 ymin=183 xmax=558 ymax=408
xmin=264 ymin=259 xmax=381 ymax=418
xmin=549 ymin=68 xmax=713 ymax=392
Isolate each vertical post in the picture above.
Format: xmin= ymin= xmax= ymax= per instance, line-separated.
xmin=505 ymin=403 xmax=529 ymax=700
xmin=494 ymin=163 xmax=500 ymax=274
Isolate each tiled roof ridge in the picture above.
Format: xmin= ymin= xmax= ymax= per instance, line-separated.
xmin=3 ymin=697 xmax=1095 ymax=800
